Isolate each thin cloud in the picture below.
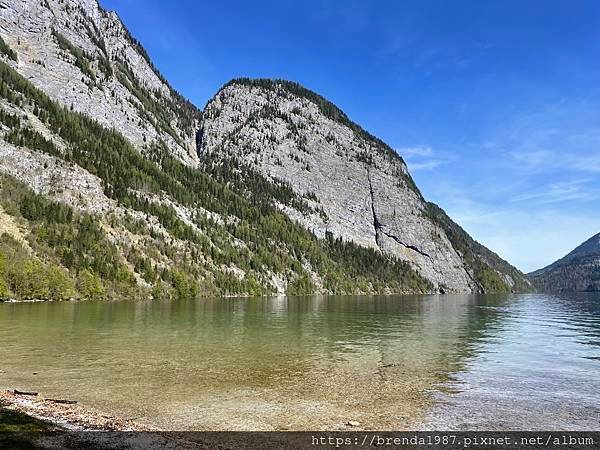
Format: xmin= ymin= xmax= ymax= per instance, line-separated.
xmin=417 ymin=173 xmax=600 ymax=272
xmin=509 ymin=149 xmax=600 ymax=173
xmin=490 ymin=98 xmax=600 ymax=175
xmin=407 ymin=159 xmax=445 ymax=171
xmin=511 ymin=179 xmax=599 ymax=204
xmin=397 ymin=146 xmax=433 ymax=157
xmin=443 ymin=199 xmax=600 ymax=273
xmin=397 ymin=146 xmax=447 ymax=172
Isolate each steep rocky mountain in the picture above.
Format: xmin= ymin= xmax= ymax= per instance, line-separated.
xmin=199 ymin=79 xmax=530 ymax=293
xmin=0 ymin=0 xmax=200 ymax=165
xmin=0 ymin=0 xmax=530 ymax=301
xmin=529 ymin=233 xmax=600 ymax=292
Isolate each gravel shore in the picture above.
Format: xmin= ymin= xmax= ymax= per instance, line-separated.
xmin=0 ymin=390 xmax=313 ymax=449
xmin=0 ymin=389 xmax=153 ymax=431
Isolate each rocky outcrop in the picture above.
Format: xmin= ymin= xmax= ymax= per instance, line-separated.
xmin=199 ymin=79 xmax=529 ymax=292
xmin=0 ymin=0 xmax=201 ymax=165
xmin=529 ymin=233 xmax=600 ymax=292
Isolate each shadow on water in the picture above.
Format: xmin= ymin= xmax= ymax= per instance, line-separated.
xmin=1 ymin=293 xmax=596 ymax=430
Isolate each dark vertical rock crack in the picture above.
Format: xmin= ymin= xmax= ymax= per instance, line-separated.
xmin=366 ymin=166 xmax=431 ymax=259
xmin=366 ymin=167 xmax=382 ymax=248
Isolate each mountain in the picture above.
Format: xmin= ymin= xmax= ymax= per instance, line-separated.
xmin=0 ymin=0 xmax=530 ymax=301
xmin=529 ymin=233 xmax=600 ymax=292
xmin=0 ymin=0 xmax=200 ymax=164
xmin=199 ymin=79 xmax=531 ymax=293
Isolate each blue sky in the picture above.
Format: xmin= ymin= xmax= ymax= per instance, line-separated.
xmin=101 ymin=0 xmax=600 ymax=272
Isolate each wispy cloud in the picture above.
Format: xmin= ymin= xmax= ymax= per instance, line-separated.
xmin=569 ymin=155 xmax=600 ymax=172
xmin=406 ymin=117 xmax=600 ymax=271
xmin=485 ymin=98 xmax=600 ymax=177
xmin=397 ymin=146 xmax=433 ymax=157
xmin=511 ymin=179 xmax=600 ymax=204
xmin=407 ymin=160 xmax=445 ymax=171
xmin=509 ymin=149 xmax=600 ymax=173
xmin=397 ymin=146 xmax=448 ymax=171
xmin=438 ymin=189 xmax=600 ymax=273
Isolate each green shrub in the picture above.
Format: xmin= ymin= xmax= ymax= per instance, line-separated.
xmin=6 ymin=259 xmax=48 ymax=299
xmin=0 ymin=252 xmax=7 ymax=298
xmin=76 ymin=269 xmax=105 ymax=300
xmin=45 ymin=264 xmax=75 ymax=300
xmin=3 ymin=256 xmax=74 ymax=300
xmin=286 ymin=273 xmax=315 ymax=296
xmin=171 ymin=269 xmax=198 ymax=300
xmin=0 ymin=35 xmax=17 ymax=61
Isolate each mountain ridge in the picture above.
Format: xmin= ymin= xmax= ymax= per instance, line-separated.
xmin=529 ymin=233 xmax=600 ymax=292
xmin=0 ymin=0 xmax=530 ymax=301
xmin=0 ymin=0 xmax=201 ymax=164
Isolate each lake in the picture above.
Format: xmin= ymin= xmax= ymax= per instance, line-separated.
xmin=1 ymin=293 xmax=599 ymax=430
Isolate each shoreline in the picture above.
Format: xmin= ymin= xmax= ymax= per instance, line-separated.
xmin=0 ymin=389 xmax=153 ymax=431
xmin=1 ymin=387 xmax=426 ymax=432
xmin=2 ymin=390 xmax=417 ymax=449
xmin=0 ymin=391 xmax=221 ymax=449
xmin=0 ymin=292 xmax=471 ymax=305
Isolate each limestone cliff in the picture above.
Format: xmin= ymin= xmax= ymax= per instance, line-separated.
xmin=0 ymin=0 xmax=200 ymax=164
xmin=199 ymin=79 xmax=530 ymax=292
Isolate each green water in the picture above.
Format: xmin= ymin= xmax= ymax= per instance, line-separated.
xmin=1 ymin=293 xmax=599 ymax=430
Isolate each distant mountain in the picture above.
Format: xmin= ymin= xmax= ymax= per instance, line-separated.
xmin=0 ymin=0 xmax=530 ymax=301
xmin=529 ymin=233 xmax=600 ymax=292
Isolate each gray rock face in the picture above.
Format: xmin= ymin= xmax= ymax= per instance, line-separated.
xmin=0 ymin=140 xmax=114 ymax=214
xmin=0 ymin=0 xmax=200 ymax=165
xmin=0 ymin=1 xmax=530 ymax=295
xmin=529 ymin=233 xmax=600 ymax=292
xmin=199 ymin=80 xmax=525 ymax=292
